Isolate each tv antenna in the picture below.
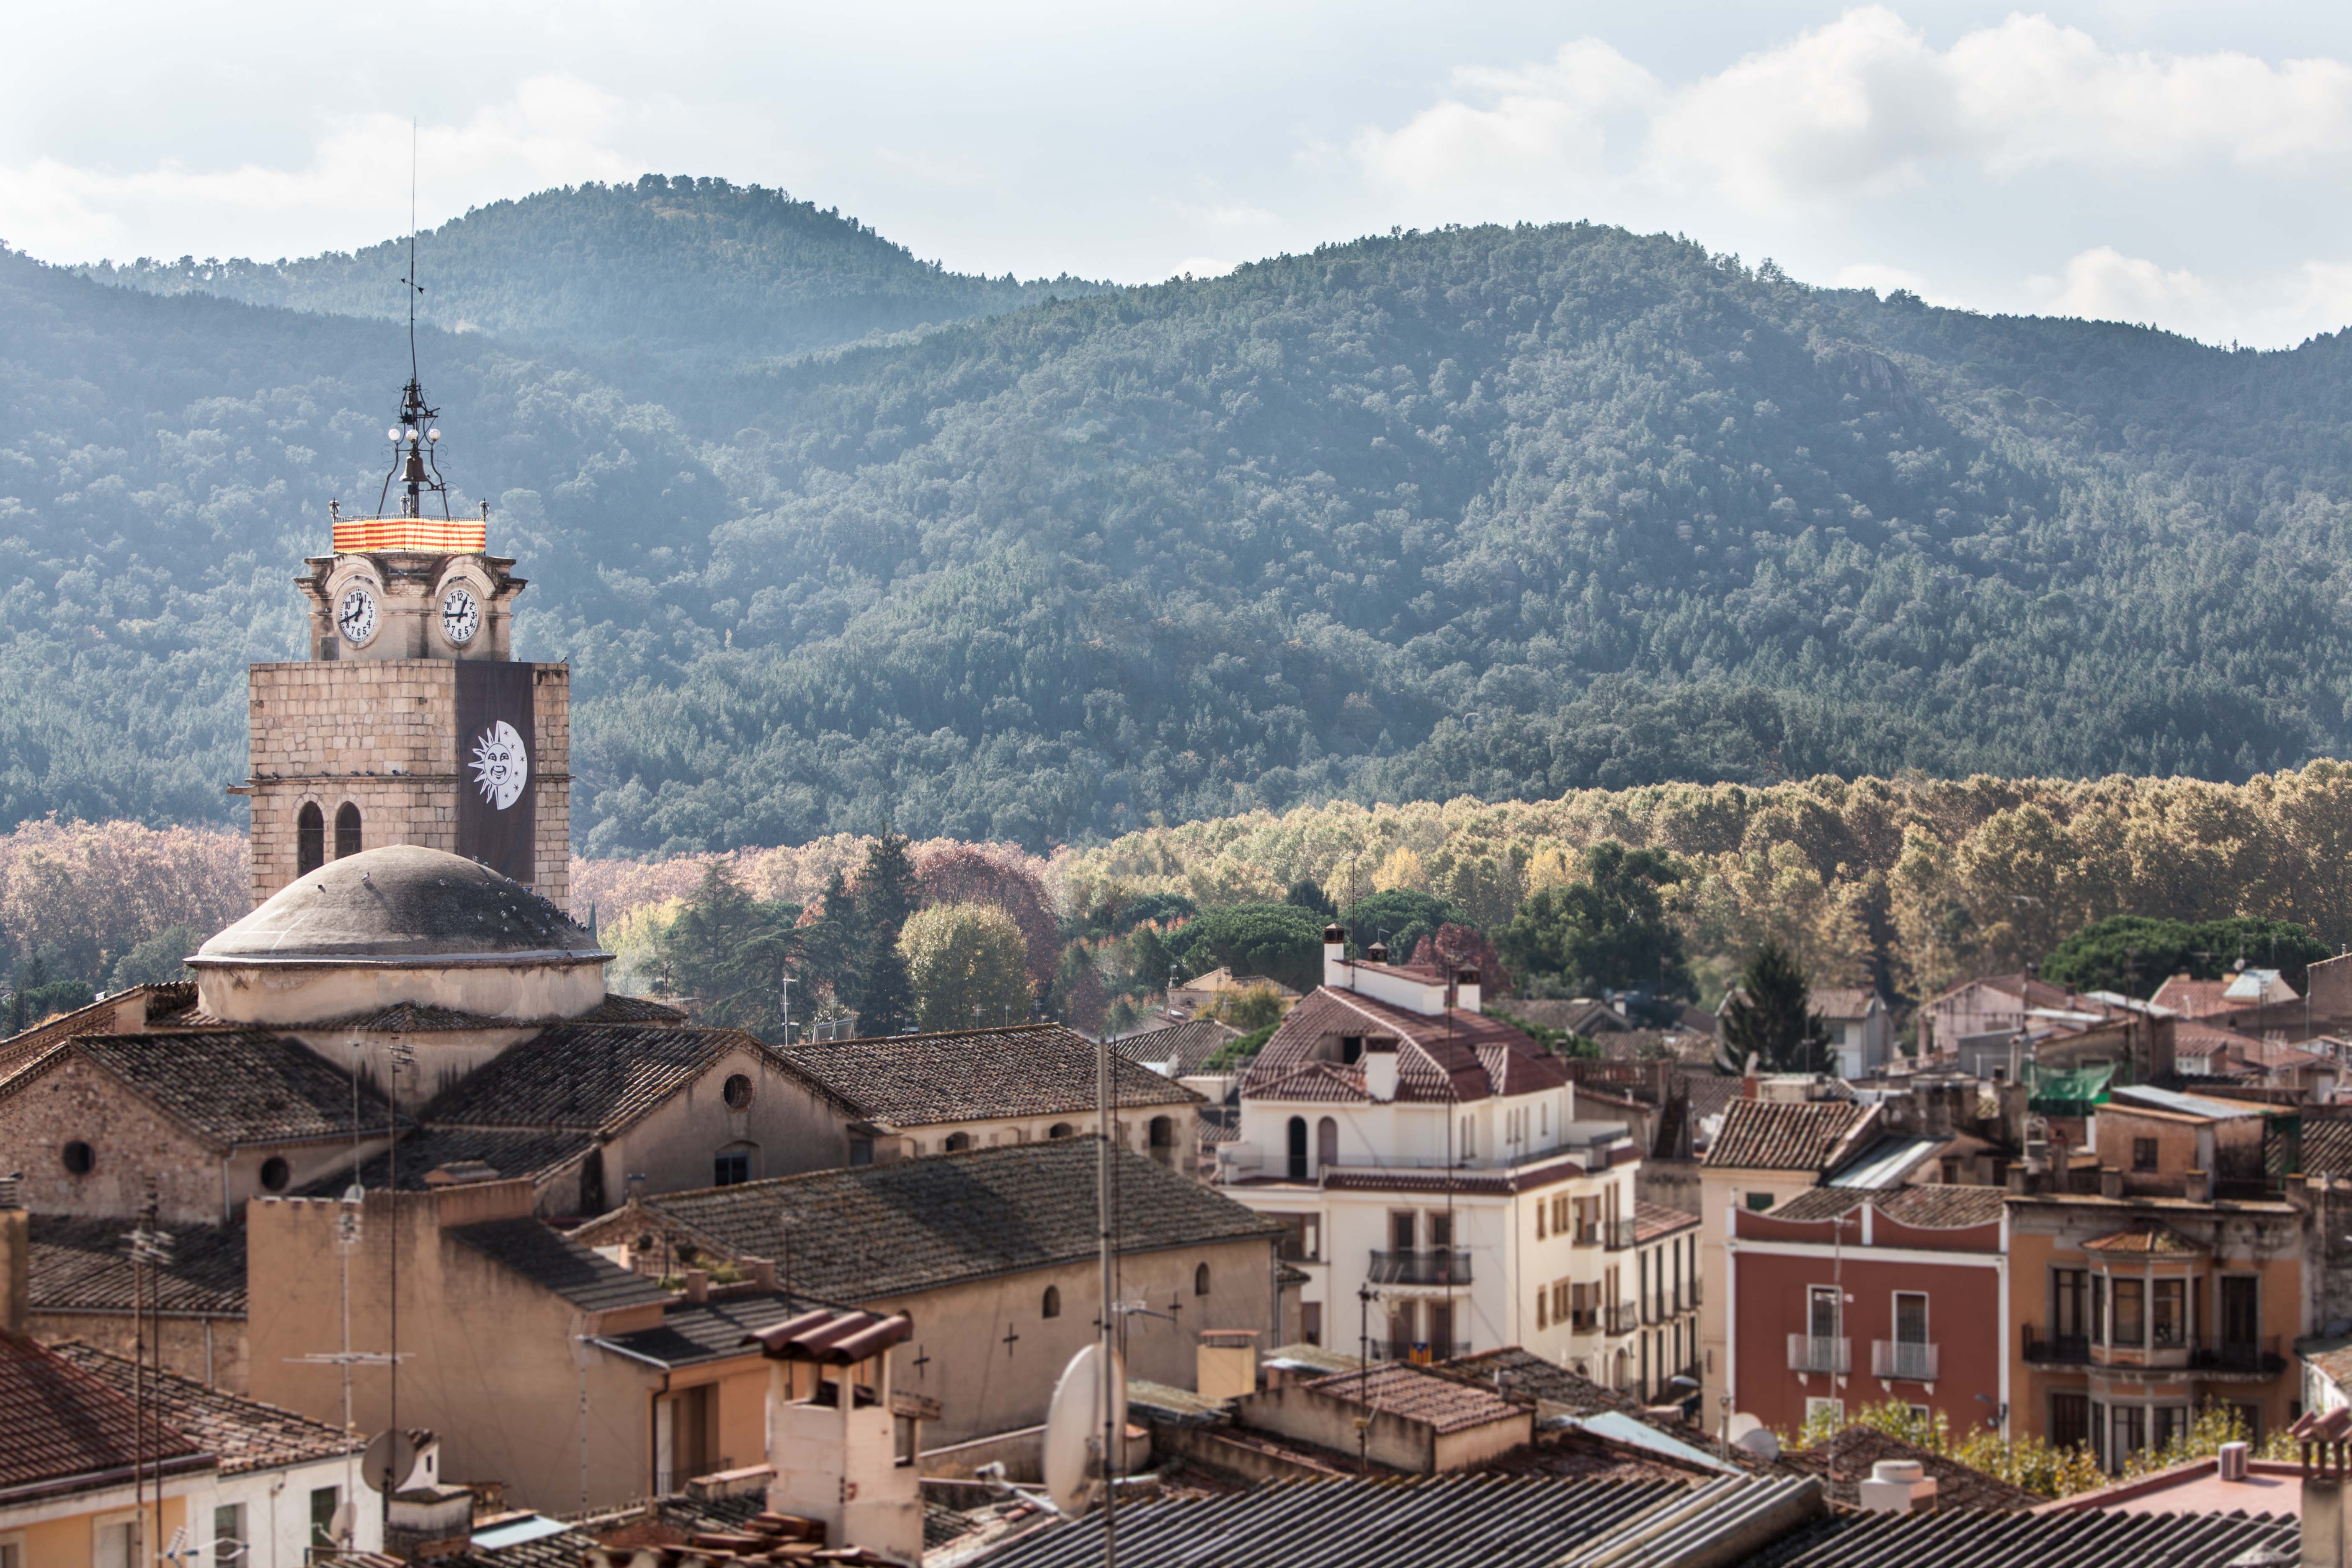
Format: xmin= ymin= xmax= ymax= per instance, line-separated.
xmin=376 ymin=119 xmax=452 ymax=521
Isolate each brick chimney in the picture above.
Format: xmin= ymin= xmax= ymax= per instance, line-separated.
xmin=0 ymin=1173 xmax=24 ymax=1336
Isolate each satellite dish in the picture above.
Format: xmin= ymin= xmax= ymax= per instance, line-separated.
xmin=361 ymin=1428 xmax=420 ymax=1493
xmin=1725 ymin=1412 xmax=1763 ymax=1443
xmin=1042 ymin=1343 xmax=1127 ymax=1517
xmin=1736 ymin=1427 xmax=1782 ymax=1462
xmin=328 ymin=1500 xmax=356 ymax=1545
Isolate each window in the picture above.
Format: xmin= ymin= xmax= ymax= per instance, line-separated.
xmin=2109 ymin=1405 xmax=2146 ymax=1469
xmin=213 ymin=1504 xmax=246 ymax=1564
xmin=1808 ymin=1285 xmax=1841 ymax=1342
xmin=1048 ymin=1123 xmax=1074 ymax=1139
xmin=1894 ymin=1292 xmax=1928 ymax=1346
xmin=1194 ymin=1262 xmax=1211 ymax=1297
xmin=1805 ymin=1396 xmax=1845 ymax=1424
xmin=2154 ymin=1405 xmax=2189 ymax=1451
xmin=1287 ymin=1117 xmax=1309 ymax=1181
xmin=2053 ymin=1268 xmax=2089 ymax=1346
xmin=945 ymin=1132 xmax=972 ymax=1153
xmin=334 ymin=802 xmax=362 ymax=859
xmin=0 ymin=1539 xmax=20 ymax=1568
xmin=1301 ymin=1301 xmax=1322 ymax=1345
xmin=1908 ymin=1403 xmax=1932 ymax=1422
xmin=579 ymin=1148 xmax=606 ymax=1215
xmin=95 ymin=1523 xmax=135 ymax=1568
xmin=848 ymin=1138 xmax=874 ymax=1167
xmin=1150 ymin=1115 xmax=1176 ymax=1166
xmin=260 ymin=1155 xmax=291 ymax=1191
xmin=2091 ymin=1273 xmax=2108 ymax=1348
xmin=2051 ymin=1391 xmax=2091 ymax=1451
xmin=1536 ymin=1201 xmax=1547 ymax=1240
xmin=1317 ymin=1117 xmax=1338 ymax=1170
xmin=1537 ymin=1288 xmax=1549 ymax=1330
xmin=2133 ymin=1137 xmax=2159 ymax=1172
xmin=723 ymin=1073 xmax=755 ymax=1109
xmin=1746 ymin=1192 xmax=1776 ymax=1212
xmin=1042 ymin=1285 xmax=1061 ymax=1318
xmin=297 ymin=802 xmax=325 ymax=876
xmin=2113 ymin=1278 xmax=2146 ymax=1348
xmin=62 ymin=1140 xmax=94 ymax=1176
xmin=714 ymin=1149 xmax=751 ymax=1186
xmin=1270 ymin=1213 xmax=1319 ymax=1263
xmin=2152 ymin=1278 xmax=2185 ymax=1348
xmin=311 ymin=1484 xmax=343 ymax=1546
xmin=1391 ymin=1211 xmax=1417 ymax=1251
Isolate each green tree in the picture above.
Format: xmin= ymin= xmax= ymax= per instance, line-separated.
xmin=855 ymin=832 xmax=921 ymax=935
xmin=1044 ymin=941 xmax=1108 ymax=1033
xmin=1181 ymin=903 xmax=1331 ymax=993
xmin=655 ymin=863 xmax=800 ymax=1034
xmin=1719 ymin=940 xmax=1828 ymax=1073
xmin=108 ymin=925 xmax=204 ymax=990
xmin=899 ymin=903 xmax=1034 ymax=1032
xmin=857 ymin=932 xmax=917 ymax=1036
xmin=1337 ymin=890 xmax=1461 ymax=966
xmin=1284 ymin=879 xmax=1337 ymax=921
xmin=2041 ymin=913 xmax=2334 ymax=996
xmin=1499 ymin=842 xmax=1692 ymax=1000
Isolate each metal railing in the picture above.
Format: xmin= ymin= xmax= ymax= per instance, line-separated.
xmin=2021 ymin=1324 xmax=2281 ymax=1375
xmin=1380 ymin=1339 xmax=1474 ymax=1364
xmin=1602 ymin=1220 xmax=1637 ymax=1251
xmin=1367 ymin=1249 xmax=1473 ymax=1286
xmin=1787 ymin=1333 xmax=1851 ymax=1374
xmin=1607 ymin=1300 xmax=1640 ymax=1335
xmin=1872 ymin=1340 xmax=1939 ymax=1381
xmin=2022 ymin=1326 xmax=2089 ymax=1363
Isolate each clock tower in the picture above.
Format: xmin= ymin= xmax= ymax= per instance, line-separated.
xmin=239 ymin=373 xmax=570 ymax=911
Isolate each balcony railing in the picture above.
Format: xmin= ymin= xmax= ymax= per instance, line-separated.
xmin=1379 ymin=1339 xmax=1473 ymax=1364
xmin=2022 ymin=1326 xmax=2089 ymax=1364
xmin=2021 ymin=1325 xmax=2282 ymax=1375
xmin=1607 ymin=1300 xmax=1639 ymax=1335
xmin=1570 ymin=1309 xmax=1600 ymax=1334
xmin=1872 ymin=1340 xmax=1939 ymax=1381
xmin=1367 ymin=1249 xmax=1473 ymax=1286
xmin=1788 ymin=1333 xmax=1851 ymax=1375
xmin=1602 ymin=1220 xmax=1637 ymax=1251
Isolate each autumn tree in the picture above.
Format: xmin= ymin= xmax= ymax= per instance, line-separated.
xmin=900 ymin=903 xmax=1033 ymax=1033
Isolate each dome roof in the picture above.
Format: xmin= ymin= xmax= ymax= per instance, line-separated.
xmin=194 ymin=845 xmax=605 ymax=965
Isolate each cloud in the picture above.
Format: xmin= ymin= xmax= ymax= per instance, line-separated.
xmin=2030 ymin=246 xmax=2207 ymax=324
xmin=1359 ymin=8 xmax=2352 ymax=209
xmin=1 ymin=76 xmax=649 ymax=261
xmin=2021 ymin=247 xmax=2352 ymax=348
xmin=1166 ymin=256 xmax=1236 ymax=280
xmin=1832 ymin=262 xmax=1938 ymax=302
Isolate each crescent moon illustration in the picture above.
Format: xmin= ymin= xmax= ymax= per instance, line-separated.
xmin=468 ymin=721 xmax=530 ymax=811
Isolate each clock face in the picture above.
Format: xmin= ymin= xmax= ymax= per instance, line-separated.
xmin=335 ymin=583 xmax=378 ymax=645
xmin=441 ymin=585 xmax=482 ymax=645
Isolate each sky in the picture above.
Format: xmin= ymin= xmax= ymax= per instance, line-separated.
xmin=8 ymin=2 xmax=2352 ymax=347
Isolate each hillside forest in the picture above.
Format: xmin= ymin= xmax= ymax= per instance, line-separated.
xmin=13 ymin=175 xmax=2352 ymax=853
xmin=16 ymin=761 xmax=2352 ymax=1042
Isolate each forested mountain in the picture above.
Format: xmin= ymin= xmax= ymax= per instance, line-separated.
xmin=10 ymin=190 xmax=2352 ymax=854
xmin=78 ymin=175 xmax=1105 ymax=395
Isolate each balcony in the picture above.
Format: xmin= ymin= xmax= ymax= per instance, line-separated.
xmin=2020 ymin=1325 xmax=2283 ymax=1378
xmin=1378 ymin=1339 xmax=1474 ymax=1364
xmin=2021 ymin=1325 xmax=2089 ymax=1364
xmin=1787 ymin=1333 xmax=1851 ymax=1375
xmin=1607 ymin=1300 xmax=1640 ymax=1336
xmin=1602 ymin=1220 xmax=1637 ymax=1251
xmin=1872 ymin=1340 xmax=1939 ymax=1382
xmin=1367 ymin=1249 xmax=1473 ymax=1286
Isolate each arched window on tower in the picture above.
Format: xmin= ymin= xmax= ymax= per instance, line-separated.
xmin=335 ymin=802 xmax=362 ymax=859
xmin=297 ymin=803 xmax=325 ymax=876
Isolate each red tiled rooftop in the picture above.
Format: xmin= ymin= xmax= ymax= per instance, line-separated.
xmin=1302 ymin=1362 xmax=1526 ymax=1434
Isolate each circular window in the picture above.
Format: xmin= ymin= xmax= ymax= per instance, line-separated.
xmin=723 ymin=1073 xmax=754 ymax=1110
xmin=61 ymin=1140 xmax=94 ymax=1176
xmin=260 ymin=1155 xmax=291 ymax=1192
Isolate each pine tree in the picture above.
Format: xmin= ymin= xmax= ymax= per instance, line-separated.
xmin=857 ymin=931 xmax=916 ymax=1035
xmin=1720 ymin=940 xmax=1829 ymax=1074
xmin=855 ymin=832 xmax=921 ymax=934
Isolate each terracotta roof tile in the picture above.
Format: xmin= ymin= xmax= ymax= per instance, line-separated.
xmin=446 ymin=1217 xmax=673 ymax=1312
xmin=1300 ymin=1362 xmax=1526 ymax=1434
xmin=2150 ymin=976 xmax=2232 ymax=1018
xmin=300 ymin=1127 xmax=597 ymax=1194
xmin=779 ymin=1025 xmax=1197 ymax=1126
xmin=1873 ymin=1185 xmax=2007 ymax=1229
xmin=1702 ymin=1099 xmax=1870 ymax=1171
xmin=588 ymin=1139 xmax=1279 ymax=1301
xmin=29 ymin=1215 xmax=247 ymax=1315
xmin=419 ymin=1024 xmax=750 ymax=1133
xmin=1633 ymin=1200 xmax=1699 ymax=1242
xmin=0 ymin=1331 xmax=209 ymax=1491
xmin=1243 ymin=988 xmax=1567 ymax=1106
xmin=51 ymin=1341 xmax=361 ymax=1474
xmin=1782 ymin=1426 xmax=2040 ymax=1511
xmin=2082 ymin=1224 xmax=2205 ymax=1256
xmin=1116 ymin=1019 xmax=1245 ymax=1077
xmin=6 ymin=1031 xmax=396 ymax=1145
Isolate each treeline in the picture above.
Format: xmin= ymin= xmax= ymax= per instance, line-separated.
xmin=18 ymin=195 xmax=2352 ymax=848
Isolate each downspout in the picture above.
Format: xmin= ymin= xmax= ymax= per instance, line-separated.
xmin=221 ymin=1150 xmax=232 ymax=1226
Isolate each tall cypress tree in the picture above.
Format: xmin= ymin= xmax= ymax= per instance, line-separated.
xmin=857 ymin=931 xmax=916 ymax=1036
xmin=1719 ymin=940 xmax=1829 ymax=1074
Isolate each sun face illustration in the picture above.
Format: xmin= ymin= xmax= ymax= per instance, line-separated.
xmin=469 ymin=721 xmax=530 ymax=810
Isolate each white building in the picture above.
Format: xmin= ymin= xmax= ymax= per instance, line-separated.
xmin=1214 ymin=929 xmax=1701 ymax=1398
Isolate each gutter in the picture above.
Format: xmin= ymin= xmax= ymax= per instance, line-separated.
xmin=0 ymin=1452 xmax=216 ymax=1507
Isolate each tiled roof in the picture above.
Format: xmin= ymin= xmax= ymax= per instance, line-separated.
xmin=1808 ymin=989 xmax=1877 ymax=1020
xmin=0 ymin=983 xmax=215 ymax=1082
xmin=30 ymin=1215 xmax=248 ymax=1315
xmin=1634 ymin=1200 xmax=1700 ymax=1242
xmin=52 ymin=1341 xmax=361 ymax=1474
xmin=1301 ymin=1361 xmax=1525 ymax=1433
xmin=1702 ymin=1099 xmax=1870 ymax=1171
xmin=1763 ymin=1504 xmax=2294 ymax=1568
xmin=446 ymin=1217 xmax=673 ymax=1313
xmin=602 ymin=1139 xmax=1280 ymax=1301
xmin=1684 ymin=1075 xmax=1743 ymax=1125
xmin=1250 ymin=1060 xmax=1369 ymax=1102
xmin=0 ymin=1331 xmax=209 ymax=1491
xmin=1115 ymin=1019 xmax=1245 ymax=1077
xmin=5 ymin=1031 xmax=396 ymax=1146
xmin=972 ymin=1474 xmax=1793 ymax=1568
xmin=2299 ymin=1115 xmax=2352 ymax=1177
xmin=300 ymin=1127 xmax=596 ymax=1194
xmin=592 ymin=1290 xmax=819 ymax=1369
xmin=1875 ymin=1185 xmax=2007 ymax=1229
xmin=1781 ymin=1426 xmax=2042 ymax=1512
xmin=311 ymin=993 xmax=689 ymax=1033
xmin=1243 ymin=988 xmax=1568 ymax=1106
xmin=1768 ymin=1188 xmax=1871 ymax=1222
xmin=777 ymin=1025 xmax=1198 ymax=1126
xmin=2151 ymin=976 xmax=2233 ymax=1018
xmin=420 ymin=1024 xmax=752 ymax=1132
xmin=2083 ymin=1224 xmax=2206 ymax=1256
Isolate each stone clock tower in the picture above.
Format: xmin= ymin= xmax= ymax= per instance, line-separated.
xmin=237 ymin=372 xmax=570 ymax=911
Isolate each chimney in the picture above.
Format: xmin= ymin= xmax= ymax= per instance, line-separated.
xmin=2218 ymin=1440 xmax=2248 ymax=1481
xmin=683 ymin=1268 xmax=710 ymax=1305
xmin=1364 ymin=1038 xmax=1400 ymax=1102
xmin=2309 ymin=1474 xmax=2349 ymax=1568
xmin=0 ymin=1173 xmax=24 ymax=1336
xmin=1455 ymin=967 xmax=1482 ymax=1014
xmin=2185 ymin=1168 xmax=2212 ymax=1203
xmin=1741 ymin=1073 xmax=1759 ymax=1101
xmin=2099 ymin=1166 xmax=2123 ymax=1200
xmin=1366 ymin=941 xmax=1390 ymax=964
xmin=1323 ymin=926 xmax=1349 ymax=990
xmin=1857 ymin=1458 xmax=1938 ymax=1514
xmin=742 ymin=1255 xmax=778 ymax=1293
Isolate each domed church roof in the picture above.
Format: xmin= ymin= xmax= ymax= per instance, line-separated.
xmin=194 ymin=845 xmax=605 ymax=966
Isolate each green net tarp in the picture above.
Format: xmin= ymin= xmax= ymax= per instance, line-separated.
xmin=2029 ymin=1060 xmax=2117 ymax=1117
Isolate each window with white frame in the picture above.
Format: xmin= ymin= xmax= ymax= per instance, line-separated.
xmin=1805 ymin=1396 xmax=1845 ymax=1424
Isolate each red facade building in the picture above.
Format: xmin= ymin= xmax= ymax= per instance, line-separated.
xmin=1725 ymin=1184 xmax=2009 ymax=1439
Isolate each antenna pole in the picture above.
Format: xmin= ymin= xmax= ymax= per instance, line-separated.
xmin=409 ymin=118 xmax=420 ymax=386
xmin=1096 ymin=1010 xmax=1117 ymax=1566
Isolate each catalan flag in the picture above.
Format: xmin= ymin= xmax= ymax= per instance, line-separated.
xmin=331 ymin=516 xmax=487 ymax=553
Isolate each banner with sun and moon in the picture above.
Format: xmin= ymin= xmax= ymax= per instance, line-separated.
xmin=455 ymin=661 xmax=537 ymax=884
